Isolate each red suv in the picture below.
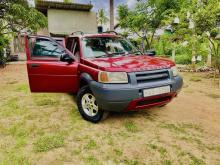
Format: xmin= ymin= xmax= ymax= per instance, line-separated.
xmin=25 ymin=33 xmax=183 ymax=123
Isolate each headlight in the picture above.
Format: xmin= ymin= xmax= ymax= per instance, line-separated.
xmin=171 ymin=66 xmax=178 ymax=76
xmin=98 ymin=71 xmax=128 ymax=83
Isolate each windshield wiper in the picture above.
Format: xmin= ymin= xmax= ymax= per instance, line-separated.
xmin=111 ymin=52 xmax=127 ymax=56
xmin=96 ymin=52 xmax=126 ymax=58
xmin=95 ymin=54 xmax=109 ymax=58
xmin=128 ymin=51 xmax=142 ymax=55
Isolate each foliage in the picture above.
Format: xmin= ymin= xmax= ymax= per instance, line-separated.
xmin=193 ymin=0 xmax=220 ymax=71
xmin=0 ymin=36 xmax=9 ymax=54
xmin=97 ymin=9 xmax=109 ymax=26
xmin=0 ymin=0 xmax=47 ymax=66
xmin=194 ymin=0 xmax=220 ymax=35
xmin=175 ymin=54 xmax=191 ymax=65
xmin=64 ymin=0 xmax=73 ymax=3
xmin=0 ymin=0 xmax=47 ymax=35
xmin=151 ymin=0 xmax=219 ymax=67
xmin=117 ymin=0 xmax=181 ymax=50
xmin=153 ymin=33 xmax=173 ymax=56
xmin=0 ymin=35 xmax=9 ymax=63
xmin=117 ymin=0 xmax=220 ymax=69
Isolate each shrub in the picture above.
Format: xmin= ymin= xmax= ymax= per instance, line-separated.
xmin=175 ymin=54 xmax=192 ymax=64
xmin=0 ymin=35 xmax=10 ymax=66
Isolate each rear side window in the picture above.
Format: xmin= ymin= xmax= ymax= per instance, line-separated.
xmin=31 ymin=38 xmax=65 ymax=58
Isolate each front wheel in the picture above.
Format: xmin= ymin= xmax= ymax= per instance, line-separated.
xmin=77 ymin=86 xmax=108 ymax=123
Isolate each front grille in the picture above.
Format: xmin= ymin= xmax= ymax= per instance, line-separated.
xmin=136 ymin=96 xmax=171 ymax=107
xmin=135 ymin=70 xmax=169 ymax=84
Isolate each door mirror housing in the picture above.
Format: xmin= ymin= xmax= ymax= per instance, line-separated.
xmin=60 ymin=53 xmax=74 ymax=63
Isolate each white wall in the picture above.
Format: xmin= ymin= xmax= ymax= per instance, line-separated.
xmin=48 ymin=9 xmax=97 ymax=35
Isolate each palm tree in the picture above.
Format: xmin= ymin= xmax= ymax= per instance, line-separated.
xmin=109 ymin=0 xmax=114 ymax=31
xmin=97 ymin=9 xmax=109 ymax=27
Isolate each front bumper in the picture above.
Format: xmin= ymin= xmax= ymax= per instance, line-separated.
xmin=89 ymin=75 xmax=183 ymax=112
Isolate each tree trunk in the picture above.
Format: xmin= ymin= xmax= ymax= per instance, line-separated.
xmin=172 ymin=43 xmax=176 ymax=62
xmin=109 ymin=0 xmax=114 ymax=31
xmin=207 ymin=39 xmax=212 ymax=67
xmin=145 ymin=31 xmax=156 ymax=50
xmin=141 ymin=37 xmax=145 ymax=53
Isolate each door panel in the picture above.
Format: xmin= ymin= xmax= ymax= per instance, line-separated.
xmin=25 ymin=35 xmax=79 ymax=93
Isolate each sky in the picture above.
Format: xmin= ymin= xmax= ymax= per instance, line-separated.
xmin=74 ymin=0 xmax=137 ymax=12
xmin=74 ymin=0 xmax=138 ymax=30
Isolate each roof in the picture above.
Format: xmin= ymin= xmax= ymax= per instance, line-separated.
xmin=68 ymin=31 xmax=119 ymax=38
xmin=68 ymin=34 xmax=119 ymax=39
xmin=36 ymin=0 xmax=93 ymax=14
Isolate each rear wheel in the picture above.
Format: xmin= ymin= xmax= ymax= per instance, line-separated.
xmin=77 ymin=86 xmax=108 ymax=123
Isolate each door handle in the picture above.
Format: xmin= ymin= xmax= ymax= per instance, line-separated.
xmin=29 ymin=64 xmax=40 ymax=68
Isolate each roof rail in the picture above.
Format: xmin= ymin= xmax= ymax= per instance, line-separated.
xmin=71 ymin=31 xmax=84 ymax=35
xmin=102 ymin=31 xmax=118 ymax=35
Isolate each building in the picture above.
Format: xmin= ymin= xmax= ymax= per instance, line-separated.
xmin=36 ymin=0 xmax=97 ymax=36
xmin=11 ymin=0 xmax=98 ymax=60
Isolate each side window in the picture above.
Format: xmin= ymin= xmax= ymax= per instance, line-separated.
xmin=73 ymin=39 xmax=79 ymax=55
xmin=66 ymin=38 xmax=80 ymax=55
xmin=32 ymin=38 xmax=65 ymax=58
xmin=66 ymin=38 xmax=74 ymax=52
xmin=72 ymin=38 xmax=80 ymax=61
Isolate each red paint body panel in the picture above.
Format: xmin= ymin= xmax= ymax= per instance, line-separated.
xmin=27 ymin=60 xmax=79 ymax=93
xmin=78 ymin=63 xmax=99 ymax=81
xmin=25 ymin=35 xmax=79 ymax=93
xmin=125 ymin=93 xmax=177 ymax=111
xmin=83 ymin=55 xmax=174 ymax=72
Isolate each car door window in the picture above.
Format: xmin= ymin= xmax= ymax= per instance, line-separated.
xmin=32 ymin=38 xmax=65 ymax=58
xmin=66 ymin=38 xmax=74 ymax=52
xmin=73 ymin=40 xmax=79 ymax=55
xmin=72 ymin=38 xmax=80 ymax=61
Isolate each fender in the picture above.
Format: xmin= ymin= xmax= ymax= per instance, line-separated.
xmin=79 ymin=73 xmax=94 ymax=87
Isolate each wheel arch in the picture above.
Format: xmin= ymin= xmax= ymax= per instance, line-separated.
xmin=79 ymin=73 xmax=94 ymax=88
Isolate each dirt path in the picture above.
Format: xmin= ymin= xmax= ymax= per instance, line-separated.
xmin=0 ymin=64 xmax=219 ymax=165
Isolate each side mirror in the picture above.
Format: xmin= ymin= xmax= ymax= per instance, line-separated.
xmin=60 ymin=53 xmax=74 ymax=63
xmin=145 ymin=50 xmax=156 ymax=56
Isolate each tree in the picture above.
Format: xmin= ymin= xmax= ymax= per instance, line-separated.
xmin=168 ymin=0 xmax=220 ymax=70
xmin=0 ymin=0 xmax=47 ymax=66
xmin=64 ymin=0 xmax=73 ymax=3
xmin=0 ymin=0 xmax=47 ymax=35
xmin=117 ymin=0 xmax=181 ymax=51
xmin=97 ymin=9 xmax=109 ymax=27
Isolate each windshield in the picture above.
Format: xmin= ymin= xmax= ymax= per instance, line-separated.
xmin=81 ymin=37 xmax=142 ymax=58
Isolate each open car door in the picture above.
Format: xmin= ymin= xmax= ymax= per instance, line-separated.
xmin=25 ymin=35 xmax=79 ymax=93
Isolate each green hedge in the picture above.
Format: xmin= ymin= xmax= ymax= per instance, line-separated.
xmin=175 ymin=54 xmax=192 ymax=64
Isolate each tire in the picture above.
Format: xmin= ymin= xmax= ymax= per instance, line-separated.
xmin=77 ymin=85 xmax=108 ymax=123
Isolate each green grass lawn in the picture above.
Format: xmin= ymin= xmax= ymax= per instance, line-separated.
xmin=0 ymin=64 xmax=220 ymax=165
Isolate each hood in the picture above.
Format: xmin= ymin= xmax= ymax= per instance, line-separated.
xmin=84 ymin=55 xmax=175 ymax=72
